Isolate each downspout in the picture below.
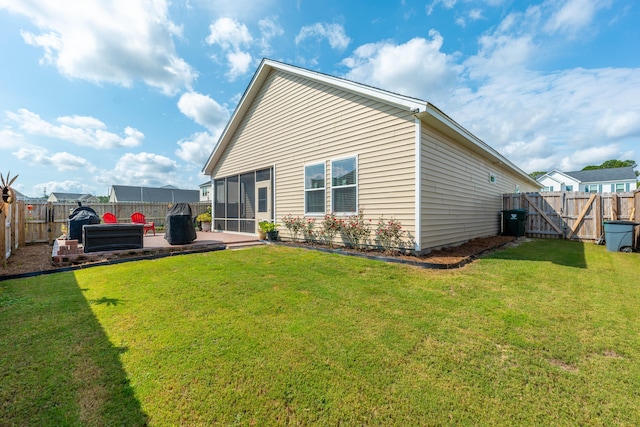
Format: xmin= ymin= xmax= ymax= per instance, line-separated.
xmin=414 ymin=116 xmax=422 ymax=253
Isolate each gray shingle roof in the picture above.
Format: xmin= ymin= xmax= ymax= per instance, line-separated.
xmin=110 ymin=185 xmax=199 ymax=203
xmin=563 ymin=167 xmax=637 ymax=183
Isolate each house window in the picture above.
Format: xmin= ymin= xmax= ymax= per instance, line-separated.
xmin=586 ymin=184 xmax=599 ymax=192
xmin=615 ymin=183 xmax=625 ymax=193
xmin=258 ymin=187 xmax=268 ymax=213
xmin=214 ymin=180 xmax=225 ymax=219
xmin=331 ymin=156 xmax=357 ymax=214
xmin=201 ymin=186 xmax=210 ymax=197
xmin=305 ymin=163 xmax=325 ymax=214
xmin=565 ymin=185 xmax=573 ymax=191
xmin=515 ymin=185 xmax=520 ymax=194
xmin=543 ymin=186 xmax=553 ymax=192
xmin=489 ymin=173 xmax=497 ymax=184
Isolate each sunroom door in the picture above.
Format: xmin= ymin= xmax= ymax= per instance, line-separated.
xmin=255 ymin=180 xmax=272 ymax=231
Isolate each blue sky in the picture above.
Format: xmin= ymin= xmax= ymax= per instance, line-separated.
xmin=1 ymin=0 xmax=638 ymax=197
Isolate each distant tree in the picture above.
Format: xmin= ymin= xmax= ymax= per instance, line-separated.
xmin=529 ymin=171 xmax=547 ymax=181
xmin=96 ymin=195 xmax=110 ymax=202
xmin=582 ymin=159 xmax=637 ymax=171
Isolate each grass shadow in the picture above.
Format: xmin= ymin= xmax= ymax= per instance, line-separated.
xmin=484 ymin=238 xmax=588 ymax=268
xmin=0 ymin=273 xmax=148 ymax=426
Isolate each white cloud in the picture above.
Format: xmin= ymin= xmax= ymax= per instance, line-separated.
xmin=3 ymin=0 xmax=195 ymax=95
xmin=13 ymin=147 xmax=97 ymax=172
xmin=6 ymin=109 xmax=143 ymax=149
xmin=597 ymin=109 xmax=640 ymax=139
xmin=206 ymin=17 xmax=253 ymax=50
xmin=0 ymin=128 xmax=26 ymax=150
xmin=56 ymin=115 xmax=106 ymax=129
xmin=469 ymin=9 xmax=484 ymax=20
xmin=426 ymin=0 xmax=457 ymax=15
xmin=227 ymin=51 xmax=253 ymax=79
xmin=258 ymin=17 xmax=284 ymax=55
xmin=544 ymin=0 xmax=608 ymax=37
xmin=99 ymin=152 xmax=180 ymax=187
xmin=177 ymin=92 xmax=230 ymax=132
xmin=342 ymin=31 xmax=457 ymax=101
xmin=206 ymin=17 xmax=255 ymax=80
xmin=176 ymin=131 xmax=218 ymax=166
xmin=295 ymin=23 xmax=350 ymax=50
xmin=33 ymin=180 xmax=95 ymax=196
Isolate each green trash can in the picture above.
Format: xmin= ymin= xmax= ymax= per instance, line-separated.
xmin=603 ymin=221 xmax=638 ymax=252
xmin=502 ymin=209 xmax=527 ymax=237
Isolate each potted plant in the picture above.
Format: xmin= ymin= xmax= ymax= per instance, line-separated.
xmin=196 ymin=211 xmax=212 ymax=232
xmin=258 ymin=220 xmax=279 ymax=241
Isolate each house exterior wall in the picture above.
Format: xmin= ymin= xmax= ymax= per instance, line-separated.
xmin=419 ymin=125 xmax=539 ymax=250
xmin=199 ymin=183 xmax=212 ymax=202
xmin=211 ymin=69 xmax=417 ymax=240
xmin=539 ymin=174 xmax=579 ymax=192
xmin=580 ymin=180 xmax=636 ymax=193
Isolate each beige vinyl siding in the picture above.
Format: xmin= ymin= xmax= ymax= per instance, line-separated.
xmin=212 ymin=69 xmax=417 ymax=240
xmin=419 ymin=125 xmax=537 ymax=250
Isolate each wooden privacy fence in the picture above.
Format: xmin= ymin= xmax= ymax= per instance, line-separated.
xmin=2 ymin=201 xmax=210 ymax=261
xmin=503 ymin=191 xmax=640 ymax=241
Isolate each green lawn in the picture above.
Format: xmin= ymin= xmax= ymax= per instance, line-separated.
xmin=1 ymin=239 xmax=639 ymax=426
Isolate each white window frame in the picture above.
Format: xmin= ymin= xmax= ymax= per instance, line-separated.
xmin=304 ymin=162 xmax=326 ymax=216
xmin=615 ymin=183 xmax=625 ymax=193
xmin=330 ymin=155 xmax=358 ymax=215
xmin=489 ymin=173 xmax=497 ymax=184
xmin=586 ymin=184 xmax=599 ymax=192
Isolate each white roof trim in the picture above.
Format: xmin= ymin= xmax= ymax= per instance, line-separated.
xmin=540 ymin=169 xmax=580 ymax=184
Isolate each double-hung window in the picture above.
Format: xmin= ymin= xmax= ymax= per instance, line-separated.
xmin=615 ymin=183 xmax=625 ymax=192
xmin=586 ymin=184 xmax=599 ymax=192
xmin=305 ymin=163 xmax=325 ymax=214
xmin=331 ymin=156 xmax=357 ymax=214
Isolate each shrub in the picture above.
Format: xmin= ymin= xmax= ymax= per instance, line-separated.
xmin=375 ymin=216 xmax=405 ymax=252
xmin=319 ymin=213 xmax=343 ymax=248
xmin=341 ymin=209 xmax=370 ymax=249
xmin=302 ymin=217 xmax=317 ymax=242
xmin=282 ymin=214 xmax=304 ymax=241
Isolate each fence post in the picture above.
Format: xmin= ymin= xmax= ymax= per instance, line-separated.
xmin=47 ymin=202 xmax=54 ymax=245
xmin=634 ymin=191 xmax=640 ymax=247
xmin=611 ymin=194 xmax=618 ymax=220
xmin=595 ymin=194 xmax=602 ymax=240
xmin=0 ymin=209 xmax=5 ymax=264
xmin=18 ymin=201 xmax=25 ymax=248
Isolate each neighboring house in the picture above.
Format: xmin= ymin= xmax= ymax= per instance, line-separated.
xmin=538 ymin=167 xmax=637 ymax=193
xmin=48 ymin=192 xmax=98 ymax=203
xmin=199 ymin=181 xmax=212 ymax=202
xmin=202 ymin=59 xmax=540 ymax=252
xmin=109 ymin=185 xmax=199 ymax=203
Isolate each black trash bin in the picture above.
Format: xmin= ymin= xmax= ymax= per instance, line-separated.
xmin=502 ymin=209 xmax=527 ymax=237
xmin=68 ymin=206 xmax=100 ymax=243
xmin=164 ymin=203 xmax=197 ymax=245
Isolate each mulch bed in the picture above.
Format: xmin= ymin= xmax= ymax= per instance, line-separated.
xmin=1 ymin=235 xmax=517 ymax=278
xmin=278 ymin=235 xmax=517 ymax=269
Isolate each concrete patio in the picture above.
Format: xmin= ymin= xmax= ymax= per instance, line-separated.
xmin=52 ymin=230 xmax=263 ymax=267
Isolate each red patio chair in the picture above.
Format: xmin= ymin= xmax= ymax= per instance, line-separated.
xmin=102 ymin=212 xmax=117 ymax=223
xmin=131 ymin=212 xmax=155 ymax=235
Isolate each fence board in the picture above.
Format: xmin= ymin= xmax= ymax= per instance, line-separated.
xmin=503 ymin=191 xmax=639 ymax=242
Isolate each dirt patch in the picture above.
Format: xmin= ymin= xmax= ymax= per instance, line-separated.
xmin=1 ymin=235 xmax=518 ymax=277
xmin=1 ymin=244 xmax=57 ymax=277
